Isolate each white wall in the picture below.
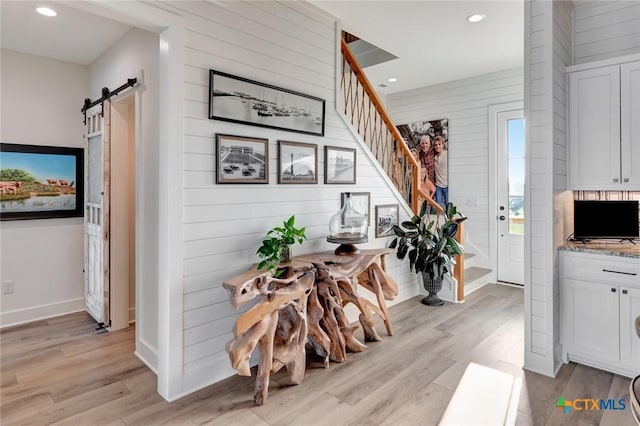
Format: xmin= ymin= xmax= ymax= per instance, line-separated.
xmin=574 ymin=1 xmax=640 ymax=64
xmin=0 ymin=50 xmax=89 ymax=327
xmin=551 ymin=0 xmax=574 ymax=371
xmin=140 ymin=0 xmax=418 ymax=397
xmin=523 ymin=0 xmax=575 ymax=378
xmin=89 ymin=27 xmax=160 ymax=369
xmin=524 ymin=0 xmax=555 ymax=376
xmin=387 ymin=67 xmax=524 ymax=266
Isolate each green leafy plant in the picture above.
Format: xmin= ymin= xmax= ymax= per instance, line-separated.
xmin=389 ymin=201 xmax=466 ymax=280
xmin=257 ymin=215 xmax=307 ymax=274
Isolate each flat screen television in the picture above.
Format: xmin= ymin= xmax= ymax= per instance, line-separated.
xmin=574 ymin=200 xmax=639 ymax=240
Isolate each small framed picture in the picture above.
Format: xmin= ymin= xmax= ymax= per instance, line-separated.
xmin=375 ymin=204 xmax=399 ymax=238
xmin=324 ymin=146 xmax=356 ymax=184
xmin=216 ymin=134 xmax=268 ymax=184
xmin=278 ymin=141 xmax=318 ymax=184
xmin=341 ymin=192 xmax=370 ymax=225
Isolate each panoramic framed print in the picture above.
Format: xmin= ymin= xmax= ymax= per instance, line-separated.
xmin=209 ymin=70 xmax=325 ymax=136
xmin=278 ymin=141 xmax=318 ymax=184
xmin=324 ymin=146 xmax=356 ymax=184
xmin=0 ymin=143 xmax=84 ymax=220
xmin=216 ymin=134 xmax=268 ymax=184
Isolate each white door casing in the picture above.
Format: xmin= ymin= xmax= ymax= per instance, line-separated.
xmin=497 ymin=109 xmax=525 ymax=285
xmin=85 ymin=102 xmax=111 ymax=326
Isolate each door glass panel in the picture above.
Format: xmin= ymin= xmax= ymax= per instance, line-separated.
xmin=507 ymin=118 xmax=525 ymax=235
xmin=88 ymin=135 xmax=103 ymax=204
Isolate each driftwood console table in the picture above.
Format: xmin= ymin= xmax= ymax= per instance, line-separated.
xmin=222 ymin=248 xmax=398 ymax=405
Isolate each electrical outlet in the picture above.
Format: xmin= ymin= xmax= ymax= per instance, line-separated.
xmin=2 ymin=280 xmax=15 ymax=295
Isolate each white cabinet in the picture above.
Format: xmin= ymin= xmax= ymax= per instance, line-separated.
xmin=621 ymin=61 xmax=640 ymax=187
xmin=560 ymin=251 xmax=640 ymax=377
xmin=620 ymin=286 xmax=640 ymax=367
xmin=568 ymin=56 xmax=640 ymax=190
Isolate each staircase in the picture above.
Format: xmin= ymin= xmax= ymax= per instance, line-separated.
xmin=339 ymin=38 xmax=469 ymax=302
xmin=462 ymin=253 xmax=493 ymax=296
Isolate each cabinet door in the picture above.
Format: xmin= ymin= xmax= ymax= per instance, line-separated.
xmin=620 ymin=287 xmax=640 ymax=368
xmin=568 ymin=65 xmax=621 ymax=189
xmin=564 ymin=278 xmax=619 ymax=362
xmin=621 ymin=60 xmax=640 ymax=189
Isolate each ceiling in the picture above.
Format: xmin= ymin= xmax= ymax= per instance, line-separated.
xmin=0 ymin=1 xmax=523 ymax=94
xmin=0 ymin=1 xmax=131 ymax=65
xmin=312 ymin=0 xmax=524 ymax=94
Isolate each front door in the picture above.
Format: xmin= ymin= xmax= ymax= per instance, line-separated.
xmin=497 ymin=109 xmax=525 ymax=285
xmin=84 ymin=102 xmax=111 ymax=326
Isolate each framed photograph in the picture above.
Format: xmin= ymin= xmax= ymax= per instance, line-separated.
xmin=0 ymin=143 xmax=84 ymax=221
xmin=375 ymin=204 xmax=399 ymax=238
xmin=278 ymin=141 xmax=318 ymax=184
xmin=324 ymin=146 xmax=356 ymax=184
xmin=216 ymin=134 xmax=268 ymax=184
xmin=341 ymin=192 xmax=370 ymax=225
xmin=209 ymin=69 xmax=325 ymax=137
xmin=397 ymin=118 xmax=449 ymax=208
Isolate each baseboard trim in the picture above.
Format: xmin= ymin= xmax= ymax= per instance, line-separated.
xmin=0 ymin=298 xmax=85 ymax=328
xmin=136 ymin=338 xmax=158 ymax=375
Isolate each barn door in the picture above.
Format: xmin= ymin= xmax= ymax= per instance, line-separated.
xmin=84 ymin=102 xmax=111 ymax=326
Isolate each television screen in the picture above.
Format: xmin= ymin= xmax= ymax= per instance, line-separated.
xmin=574 ymin=200 xmax=639 ymax=240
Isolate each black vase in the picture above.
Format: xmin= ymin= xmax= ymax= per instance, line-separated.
xmin=421 ymin=273 xmax=444 ymax=306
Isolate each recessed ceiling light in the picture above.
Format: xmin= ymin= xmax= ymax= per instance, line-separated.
xmin=36 ymin=7 xmax=57 ymax=17
xmin=467 ymin=13 xmax=486 ymax=23
xmin=387 ymin=77 xmax=398 ymax=83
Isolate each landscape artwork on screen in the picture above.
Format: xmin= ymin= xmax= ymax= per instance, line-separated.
xmin=0 ymin=144 xmax=84 ymax=220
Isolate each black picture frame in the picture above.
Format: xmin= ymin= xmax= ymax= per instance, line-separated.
xmin=375 ymin=204 xmax=399 ymax=238
xmin=278 ymin=141 xmax=318 ymax=184
xmin=0 ymin=143 xmax=84 ymax=221
xmin=341 ymin=192 xmax=370 ymax=225
xmin=324 ymin=146 xmax=356 ymax=184
xmin=216 ymin=134 xmax=269 ymax=184
xmin=209 ymin=69 xmax=325 ymax=137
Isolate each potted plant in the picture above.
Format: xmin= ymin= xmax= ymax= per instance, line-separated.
xmin=257 ymin=215 xmax=307 ymax=275
xmin=389 ymin=201 xmax=466 ymax=306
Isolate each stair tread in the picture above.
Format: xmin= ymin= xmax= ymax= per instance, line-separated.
xmin=463 ymin=252 xmax=476 ymax=260
xmin=464 ymin=266 xmax=492 ymax=284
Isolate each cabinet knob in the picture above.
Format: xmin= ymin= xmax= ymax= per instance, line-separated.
xmin=623 ymin=178 xmax=629 ymax=183
xmin=622 ymin=289 xmax=628 ymax=295
xmin=613 ymin=178 xmax=619 ymax=183
xmin=611 ymin=288 xmax=617 ymax=293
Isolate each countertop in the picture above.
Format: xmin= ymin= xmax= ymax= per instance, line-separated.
xmin=559 ymin=241 xmax=640 ymax=259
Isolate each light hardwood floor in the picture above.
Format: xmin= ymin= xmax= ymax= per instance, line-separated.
xmin=1 ymin=284 xmax=635 ymax=425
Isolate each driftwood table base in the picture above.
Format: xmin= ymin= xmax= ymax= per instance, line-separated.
xmin=223 ymin=249 xmax=398 ymax=405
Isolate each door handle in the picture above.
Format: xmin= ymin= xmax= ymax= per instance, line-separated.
xmin=622 ymin=289 xmax=628 ymax=295
xmin=499 ymin=215 xmax=506 ymax=221
xmin=623 ymin=178 xmax=629 ymax=182
xmin=603 ymin=269 xmax=637 ymax=276
xmin=613 ymin=178 xmax=619 ymax=182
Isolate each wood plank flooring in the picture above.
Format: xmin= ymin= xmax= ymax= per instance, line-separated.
xmin=1 ymin=284 xmax=635 ymax=425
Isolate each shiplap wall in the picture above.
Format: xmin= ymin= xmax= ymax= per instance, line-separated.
xmin=152 ymin=0 xmax=417 ymax=387
xmin=525 ymin=0 xmax=556 ymax=376
xmin=574 ymin=1 xmax=640 ymax=64
xmin=387 ymin=68 xmax=524 ymax=263
xmin=551 ymin=0 xmax=574 ymax=371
